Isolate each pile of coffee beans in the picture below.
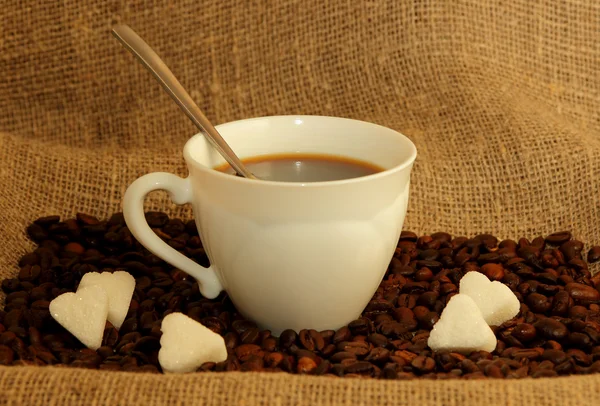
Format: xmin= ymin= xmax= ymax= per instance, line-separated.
xmin=2 ymin=213 xmax=600 ymax=379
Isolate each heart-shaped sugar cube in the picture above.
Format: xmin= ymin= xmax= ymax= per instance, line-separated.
xmin=78 ymin=271 xmax=135 ymax=330
xmin=459 ymin=271 xmax=520 ymax=326
xmin=49 ymin=285 xmax=108 ymax=350
xmin=158 ymin=312 xmax=228 ymax=373
xmin=427 ymin=293 xmax=497 ymax=354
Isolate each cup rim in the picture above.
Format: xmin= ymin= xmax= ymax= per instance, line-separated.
xmin=183 ymin=115 xmax=417 ymax=188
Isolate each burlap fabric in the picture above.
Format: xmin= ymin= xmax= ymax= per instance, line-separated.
xmin=1 ymin=0 xmax=598 ymax=404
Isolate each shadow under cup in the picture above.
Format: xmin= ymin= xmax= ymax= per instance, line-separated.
xmin=183 ymin=115 xmax=417 ymax=335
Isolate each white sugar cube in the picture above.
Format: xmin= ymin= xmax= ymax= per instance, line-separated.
xmin=158 ymin=312 xmax=228 ymax=373
xmin=49 ymin=285 xmax=109 ymax=350
xmin=428 ymin=293 xmax=497 ymax=354
xmin=78 ymin=271 xmax=135 ymax=330
xmin=459 ymin=271 xmax=520 ymax=326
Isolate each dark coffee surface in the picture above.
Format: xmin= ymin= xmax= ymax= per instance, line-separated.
xmin=214 ymin=153 xmax=384 ymax=182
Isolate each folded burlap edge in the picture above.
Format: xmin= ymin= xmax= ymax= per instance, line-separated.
xmin=0 ymin=366 xmax=596 ymax=406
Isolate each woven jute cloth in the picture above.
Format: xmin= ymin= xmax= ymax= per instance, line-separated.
xmin=1 ymin=0 xmax=599 ymax=404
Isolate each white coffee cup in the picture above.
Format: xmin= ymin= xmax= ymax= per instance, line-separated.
xmin=123 ymin=115 xmax=417 ymax=335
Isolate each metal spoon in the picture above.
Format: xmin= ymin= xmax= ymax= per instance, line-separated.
xmin=112 ymin=24 xmax=257 ymax=180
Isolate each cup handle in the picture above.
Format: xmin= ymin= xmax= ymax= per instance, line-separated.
xmin=122 ymin=172 xmax=223 ymax=299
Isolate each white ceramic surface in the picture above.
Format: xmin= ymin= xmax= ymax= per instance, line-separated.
xmin=123 ymin=115 xmax=417 ymax=335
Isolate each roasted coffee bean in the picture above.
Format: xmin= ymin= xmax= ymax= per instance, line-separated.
xmin=414 ymin=267 xmax=434 ymax=282
xmin=34 ymin=215 xmax=61 ymax=227
xmin=555 ymin=360 xmax=574 ymax=375
xmin=585 ymin=327 xmax=600 ymax=345
xmin=364 ymin=299 xmax=393 ymax=313
xmin=541 ymin=349 xmax=568 ymax=365
xmin=320 ymin=344 xmax=335 ymax=358
xmin=145 ymin=212 xmax=169 ymax=228
xmin=261 ymin=337 xmax=278 ymax=352
xmin=393 ymin=307 xmax=418 ymax=330
xmin=145 ymin=288 xmax=164 ymax=300
xmin=545 ymin=232 xmax=572 ymax=246
xmin=391 ymin=350 xmax=416 ymax=364
xmin=139 ymin=299 xmax=155 ymax=313
xmin=1 ymin=278 xmax=21 ymax=293
xmin=469 ymin=351 xmax=492 ymax=363
xmin=420 ymin=312 xmax=440 ymax=330
xmin=293 ymin=349 xmax=322 ymax=364
xmin=365 ymin=347 xmax=390 ymax=364
xmin=399 ymin=231 xmax=418 ymax=242
xmin=551 ymin=291 xmax=573 ymax=315
xmin=132 ymin=336 xmax=160 ymax=353
xmin=333 ymin=326 xmax=352 ymax=344
xmin=0 ymin=345 xmax=14 ymax=365
xmin=568 ymin=348 xmax=592 ymax=366
xmin=35 ymin=348 xmax=58 ymax=365
xmin=569 ymin=332 xmax=592 ymax=349
xmin=279 ymin=329 xmax=297 ymax=349
xmin=26 ymin=224 xmax=48 ymax=242
xmin=312 ymin=359 xmax=331 ymax=375
xmin=534 ymin=318 xmax=568 ymax=340
xmin=511 ymin=323 xmax=537 ymax=342
xmin=18 ymin=265 xmax=41 ymax=282
xmin=439 ymin=283 xmax=458 ymax=296
xmin=102 ymin=324 xmax=119 ymax=347
xmin=76 ymin=213 xmax=100 ymax=226
xmin=308 ymin=330 xmax=325 ymax=352
xmin=481 ymin=263 xmax=504 ymax=281
xmin=565 ymin=283 xmax=600 ymax=302
xmin=434 ymin=351 xmax=457 ymax=372
xmin=390 ymin=259 xmax=413 ymax=277
xmin=240 ymin=327 xmax=260 ymax=345
xmin=240 ymin=355 xmax=264 ymax=371
xmin=231 ymin=320 xmax=258 ymax=336
xmin=264 ymin=352 xmax=285 ymax=368
xmin=297 ymin=357 xmax=317 ymax=374
xmin=215 ymin=357 xmax=241 ymax=372
xmin=6 ymin=291 xmax=29 ymax=304
xmin=531 ymin=369 xmax=558 ymax=378
xmin=348 ymin=318 xmax=373 ymax=336
xmin=569 ymin=305 xmax=588 ymax=320
xmin=337 ymin=341 xmax=370 ymax=358
xmin=4 ymin=310 xmax=25 ymax=329
xmin=560 ymin=240 xmax=584 ymax=261
xmin=460 ymin=359 xmax=480 ymax=373
xmin=97 ymin=346 xmax=115 ymax=359
xmin=587 ymin=246 xmax=600 ymax=263
xmin=235 ymin=344 xmax=264 ymax=362
xmin=570 ymin=319 xmax=587 ymax=332
xmin=330 ymin=351 xmax=356 ymax=363
xmin=375 ymin=321 xmax=405 ymax=337
xmin=412 ymin=306 xmax=429 ymax=321
xmin=367 ymin=333 xmax=388 ymax=348
xmin=318 ymin=330 xmax=335 ymax=345
xmin=397 ymin=293 xmax=417 ymax=308
xmin=483 ymin=364 xmax=504 ymax=378
xmin=410 ymin=355 xmax=435 ymax=373
xmin=344 ymin=361 xmax=374 ymax=375
xmin=417 ymin=291 xmax=438 ymax=308
xmin=298 ymin=329 xmax=316 ymax=351
xmin=120 ymin=317 xmax=138 ymax=335
xmin=527 ymin=293 xmax=552 ymax=313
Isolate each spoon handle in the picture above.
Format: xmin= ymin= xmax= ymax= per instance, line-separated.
xmin=112 ymin=24 xmax=256 ymax=179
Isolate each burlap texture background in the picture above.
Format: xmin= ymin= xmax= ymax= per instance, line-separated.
xmin=1 ymin=0 xmax=599 ymax=404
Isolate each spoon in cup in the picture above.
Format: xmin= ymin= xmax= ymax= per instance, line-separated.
xmin=112 ymin=24 xmax=257 ymax=180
